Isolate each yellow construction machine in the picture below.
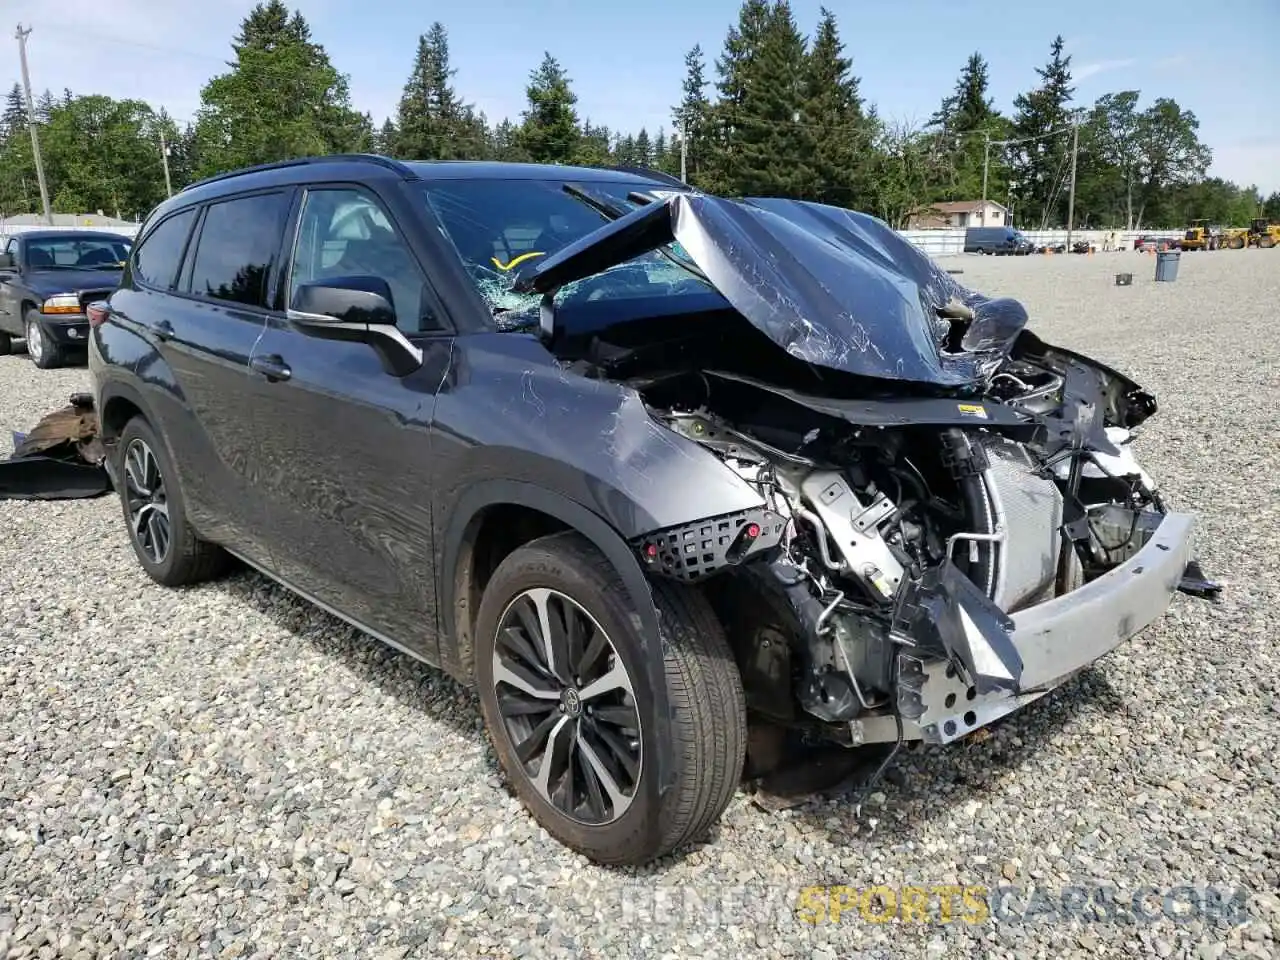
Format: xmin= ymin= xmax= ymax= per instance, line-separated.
xmin=1181 ymin=219 xmax=1220 ymax=250
xmin=1247 ymin=218 xmax=1279 ymax=248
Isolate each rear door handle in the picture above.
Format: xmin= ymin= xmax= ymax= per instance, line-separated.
xmin=250 ymin=353 xmax=292 ymax=382
xmin=146 ymin=319 xmax=174 ymax=341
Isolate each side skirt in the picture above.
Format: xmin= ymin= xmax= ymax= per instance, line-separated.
xmin=224 ymin=547 xmax=442 ymax=672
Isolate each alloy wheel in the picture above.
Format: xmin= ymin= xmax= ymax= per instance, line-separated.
xmin=25 ymin=319 xmax=44 ymax=365
xmin=123 ymin=438 xmax=171 ymax=564
xmin=491 ymin=588 xmax=642 ymax=825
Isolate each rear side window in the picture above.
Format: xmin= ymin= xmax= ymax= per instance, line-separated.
xmin=134 ymin=209 xmax=196 ymax=289
xmin=187 ymin=192 xmax=288 ymax=307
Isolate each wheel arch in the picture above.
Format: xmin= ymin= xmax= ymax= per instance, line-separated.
xmin=97 ymin=379 xmax=154 ymax=441
xmin=439 ymin=479 xmax=677 ymax=792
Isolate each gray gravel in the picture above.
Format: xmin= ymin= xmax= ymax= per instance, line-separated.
xmin=2 ymin=250 xmax=1278 ymax=960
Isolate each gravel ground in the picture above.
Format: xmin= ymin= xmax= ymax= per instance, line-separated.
xmin=1 ymin=250 xmax=1277 ymax=960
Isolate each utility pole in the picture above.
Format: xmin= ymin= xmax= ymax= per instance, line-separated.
xmin=1065 ymin=118 xmax=1079 ymax=252
xmin=980 ymin=136 xmax=990 ymax=227
xmin=159 ymin=127 xmax=173 ymax=198
xmin=15 ymin=24 xmax=53 ymax=225
xmin=680 ymin=117 xmax=688 ymax=184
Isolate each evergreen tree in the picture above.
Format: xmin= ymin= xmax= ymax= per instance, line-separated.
xmin=929 ymin=52 xmax=1005 ymax=204
xmin=801 ymin=8 xmax=869 ymax=207
xmin=1 ymin=84 xmax=26 ymax=145
xmin=518 ymin=53 xmax=580 ymax=164
xmin=634 ymin=128 xmax=652 ymax=167
xmin=653 ymin=129 xmax=667 ymax=170
xmin=489 ymin=118 xmax=526 ymax=161
xmin=1010 ymin=35 xmax=1075 ymax=227
xmin=707 ymin=0 xmax=812 ymax=198
xmin=672 ymin=44 xmax=711 ymax=183
xmin=36 ymin=90 xmax=56 ymax=124
xmin=192 ymin=0 xmax=368 ymax=176
xmin=392 ymin=22 xmax=482 ymax=160
xmin=573 ymin=120 xmax=612 ymax=167
xmin=376 ymin=118 xmax=398 ymax=155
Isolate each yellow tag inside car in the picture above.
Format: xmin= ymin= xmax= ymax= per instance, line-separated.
xmin=491 ymin=251 xmax=545 ymax=271
xmin=957 ymin=403 xmax=989 ymax=419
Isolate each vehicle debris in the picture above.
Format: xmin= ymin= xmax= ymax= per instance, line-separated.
xmin=0 ymin=394 xmax=111 ymax=500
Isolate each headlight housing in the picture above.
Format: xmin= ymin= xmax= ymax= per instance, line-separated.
xmin=41 ymin=294 xmax=81 ymax=315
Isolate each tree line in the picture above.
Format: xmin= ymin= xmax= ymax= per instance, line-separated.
xmin=2 ymin=0 xmax=1276 ymax=229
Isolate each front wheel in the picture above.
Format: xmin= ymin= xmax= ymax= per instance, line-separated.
xmin=474 ymin=532 xmax=747 ymax=865
xmin=25 ymin=310 xmax=64 ymax=369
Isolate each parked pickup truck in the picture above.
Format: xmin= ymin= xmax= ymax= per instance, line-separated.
xmin=0 ymin=229 xmax=132 ymax=368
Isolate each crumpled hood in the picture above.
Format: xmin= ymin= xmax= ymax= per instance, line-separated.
xmin=514 ymin=192 xmax=1029 ymax=387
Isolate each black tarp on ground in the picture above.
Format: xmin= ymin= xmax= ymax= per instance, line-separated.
xmin=0 ymin=394 xmax=112 ymax=500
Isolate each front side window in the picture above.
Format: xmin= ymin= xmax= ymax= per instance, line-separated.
xmin=288 ymin=188 xmax=430 ymax=332
xmin=187 ymin=193 xmax=288 ymax=307
xmin=134 ymin=210 xmax=196 ymax=289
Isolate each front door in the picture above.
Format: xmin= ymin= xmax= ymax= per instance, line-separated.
xmin=0 ymin=237 xmax=20 ymax=335
xmin=246 ymin=184 xmax=453 ymax=660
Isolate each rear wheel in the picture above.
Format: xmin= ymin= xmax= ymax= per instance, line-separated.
xmin=0 ymin=331 xmax=10 ymax=355
xmin=25 ymin=309 xmax=64 ymax=369
xmin=474 ymin=532 xmax=746 ymax=865
xmin=116 ymin=416 xmax=229 ymax=586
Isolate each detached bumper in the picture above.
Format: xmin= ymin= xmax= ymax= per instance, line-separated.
xmin=858 ymin=512 xmax=1196 ymax=745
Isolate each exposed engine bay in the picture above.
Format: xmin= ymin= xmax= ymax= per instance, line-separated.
xmin=613 ymin=328 xmax=1188 ymax=748
xmin=509 ymin=188 xmax=1218 ymax=763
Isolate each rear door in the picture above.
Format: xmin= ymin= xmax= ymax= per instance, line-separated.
xmin=137 ymin=190 xmax=293 ymax=563
xmin=246 ymin=183 xmax=453 ymax=658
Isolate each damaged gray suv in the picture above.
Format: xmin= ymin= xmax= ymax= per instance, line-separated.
xmin=89 ymin=155 xmax=1215 ymax=865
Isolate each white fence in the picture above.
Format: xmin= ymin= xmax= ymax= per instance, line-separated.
xmin=901 ymin=228 xmax=1164 ymax=257
xmin=2 ymin=221 xmax=1171 ymax=257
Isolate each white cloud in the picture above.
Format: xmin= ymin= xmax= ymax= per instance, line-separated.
xmin=1074 ymin=58 xmax=1139 ymax=82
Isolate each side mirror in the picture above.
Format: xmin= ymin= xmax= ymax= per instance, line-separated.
xmin=287 ymin=276 xmax=423 ymax=377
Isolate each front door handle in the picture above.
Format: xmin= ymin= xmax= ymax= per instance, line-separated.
xmin=147 ymin=319 xmax=174 ymax=341
xmin=250 ymin=353 xmax=292 ymax=382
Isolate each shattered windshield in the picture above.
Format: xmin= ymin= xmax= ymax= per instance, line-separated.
xmin=421 ymin=178 xmax=717 ymax=327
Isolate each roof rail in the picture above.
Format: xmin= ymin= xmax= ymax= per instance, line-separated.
xmin=604 ymin=165 xmax=691 ymax=189
xmin=180 ymin=154 xmax=416 ymax=193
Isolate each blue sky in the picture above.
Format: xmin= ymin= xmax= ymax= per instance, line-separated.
xmin=10 ymin=0 xmax=1279 ymax=190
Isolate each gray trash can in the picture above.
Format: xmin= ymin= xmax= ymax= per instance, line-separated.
xmin=1155 ymin=250 xmax=1180 ymax=282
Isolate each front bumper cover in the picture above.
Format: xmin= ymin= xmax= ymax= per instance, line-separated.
xmin=38 ymin=313 xmax=91 ymax=345
xmin=856 ymin=511 xmax=1196 ymax=745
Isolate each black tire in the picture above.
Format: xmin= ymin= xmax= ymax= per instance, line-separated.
xmin=0 ymin=331 xmax=11 ymax=356
xmin=474 ymin=531 xmax=746 ymax=865
xmin=25 ymin=309 xmax=65 ymax=369
xmin=116 ymin=416 xmax=229 ymax=587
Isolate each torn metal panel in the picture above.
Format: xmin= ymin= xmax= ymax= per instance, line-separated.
xmin=0 ymin=394 xmax=112 ymax=501
xmin=892 ymin=559 xmax=1023 ymax=696
xmin=516 ymin=192 xmax=1029 ymax=387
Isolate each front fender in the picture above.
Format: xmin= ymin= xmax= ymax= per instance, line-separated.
xmin=438 ymin=478 xmax=679 ymax=795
